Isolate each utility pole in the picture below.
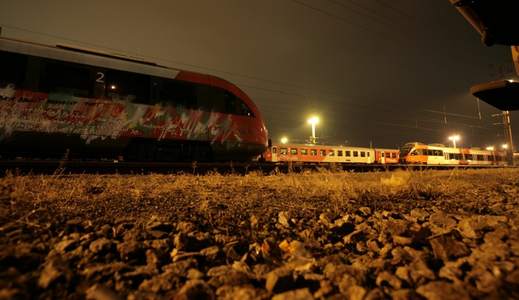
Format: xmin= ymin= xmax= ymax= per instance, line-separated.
xmin=503 ymin=111 xmax=515 ymax=165
xmin=493 ymin=111 xmax=515 ymax=165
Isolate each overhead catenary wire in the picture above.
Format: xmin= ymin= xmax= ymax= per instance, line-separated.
xmin=373 ymin=0 xmax=415 ymax=21
xmin=286 ymin=0 xmax=406 ymax=41
xmin=325 ymin=0 xmax=405 ymax=29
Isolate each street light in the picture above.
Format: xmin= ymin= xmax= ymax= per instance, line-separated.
xmin=280 ymin=136 xmax=289 ymax=144
xmin=502 ymin=144 xmax=509 ymax=150
xmin=486 ymin=146 xmax=495 ymax=151
xmin=448 ymin=134 xmax=461 ymax=148
xmin=307 ymin=116 xmax=320 ymax=144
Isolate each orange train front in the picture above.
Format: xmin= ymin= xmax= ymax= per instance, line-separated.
xmin=399 ymin=142 xmax=507 ymax=166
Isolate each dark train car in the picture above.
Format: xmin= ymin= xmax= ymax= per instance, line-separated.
xmin=0 ymin=37 xmax=268 ymax=161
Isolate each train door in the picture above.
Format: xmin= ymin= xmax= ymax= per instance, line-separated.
xmin=270 ymin=146 xmax=278 ymax=162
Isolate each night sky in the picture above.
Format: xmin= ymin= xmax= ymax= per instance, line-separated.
xmin=1 ymin=0 xmax=516 ymax=149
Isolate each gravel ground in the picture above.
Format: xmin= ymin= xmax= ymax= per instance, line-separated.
xmin=1 ymin=169 xmax=519 ymax=299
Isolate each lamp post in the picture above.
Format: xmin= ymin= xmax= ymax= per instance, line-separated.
xmin=448 ymin=134 xmax=461 ymax=148
xmin=307 ymin=116 xmax=320 ymax=144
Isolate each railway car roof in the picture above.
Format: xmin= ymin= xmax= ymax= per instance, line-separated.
xmin=274 ymin=144 xmax=374 ymax=150
xmin=0 ymin=37 xmax=178 ymax=79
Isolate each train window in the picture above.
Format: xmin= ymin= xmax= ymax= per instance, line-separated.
xmin=360 ymin=152 xmax=366 ymax=157
xmin=381 ymin=152 xmax=385 ymax=158
xmin=310 ymin=149 xmax=317 ymax=156
xmin=353 ymin=151 xmax=358 ymax=157
xmin=367 ymin=152 xmax=370 ymax=157
xmin=39 ymin=60 xmax=91 ymax=98
xmin=272 ymin=147 xmax=277 ymax=154
xmin=280 ymin=148 xmax=288 ymax=155
xmin=290 ymin=148 xmax=298 ymax=155
xmin=338 ymin=150 xmax=343 ymax=156
xmin=477 ymin=155 xmax=484 ymax=161
xmin=301 ymin=149 xmax=308 ymax=155
xmin=154 ymin=79 xmax=196 ymax=108
xmin=345 ymin=151 xmax=351 ymax=157
xmin=236 ymin=98 xmax=254 ymax=116
xmin=0 ymin=51 xmax=28 ymax=91
xmin=328 ymin=150 xmax=335 ymax=156
xmin=319 ymin=150 xmax=326 ymax=156
xmin=105 ymin=69 xmax=150 ymax=103
xmin=196 ymin=85 xmax=226 ymax=112
xmin=224 ymin=91 xmax=254 ymax=116
xmin=391 ymin=153 xmax=397 ymax=158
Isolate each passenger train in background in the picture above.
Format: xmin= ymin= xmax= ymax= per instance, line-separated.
xmin=262 ymin=142 xmax=508 ymax=167
xmin=0 ymin=36 xmax=268 ymax=162
xmin=263 ymin=143 xmax=399 ymax=165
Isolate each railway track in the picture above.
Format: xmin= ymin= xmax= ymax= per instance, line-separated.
xmin=0 ymin=158 xmax=510 ymax=175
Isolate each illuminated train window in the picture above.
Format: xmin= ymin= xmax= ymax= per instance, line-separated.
xmin=280 ymin=148 xmax=288 ymax=155
xmin=301 ymin=149 xmax=308 ymax=155
xmin=310 ymin=149 xmax=317 ymax=156
xmin=290 ymin=148 xmax=298 ymax=155
xmin=328 ymin=150 xmax=335 ymax=156
xmin=319 ymin=150 xmax=326 ymax=156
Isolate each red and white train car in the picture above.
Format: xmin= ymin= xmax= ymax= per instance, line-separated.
xmin=0 ymin=37 xmax=268 ymax=162
xmin=399 ymin=142 xmax=507 ymax=166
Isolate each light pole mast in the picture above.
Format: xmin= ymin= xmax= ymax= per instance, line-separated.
xmin=448 ymin=134 xmax=460 ymax=148
xmin=307 ymin=116 xmax=320 ymax=144
xmin=503 ymin=110 xmax=515 ymax=164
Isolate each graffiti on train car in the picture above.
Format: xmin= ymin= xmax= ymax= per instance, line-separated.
xmin=0 ymin=86 xmax=241 ymax=144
